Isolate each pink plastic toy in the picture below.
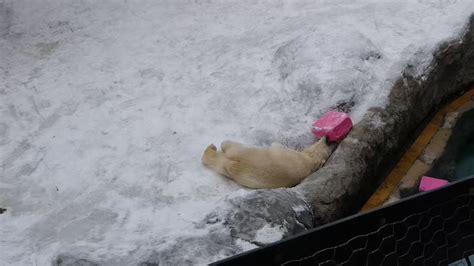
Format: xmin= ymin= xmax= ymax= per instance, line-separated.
xmin=312 ymin=111 xmax=353 ymax=143
xmin=419 ymin=176 xmax=449 ymax=192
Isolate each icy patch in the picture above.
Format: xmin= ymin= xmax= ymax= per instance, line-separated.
xmin=254 ymin=224 xmax=286 ymax=245
xmin=235 ymin=239 xmax=259 ymax=252
xmin=292 ymin=204 xmax=307 ymax=213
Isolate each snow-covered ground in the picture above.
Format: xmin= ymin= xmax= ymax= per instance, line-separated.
xmin=1 ymin=0 xmax=473 ymax=264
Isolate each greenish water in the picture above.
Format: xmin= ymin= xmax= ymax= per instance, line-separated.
xmin=455 ymin=135 xmax=474 ymax=180
xmin=429 ymin=108 xmax=474 ymax=181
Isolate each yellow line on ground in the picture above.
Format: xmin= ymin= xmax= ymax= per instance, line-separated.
xmin=361 ymin=88 xmax=474 ymax=212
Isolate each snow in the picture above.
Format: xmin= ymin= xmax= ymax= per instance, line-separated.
xmin=254 ymin=224 xmax=286 ymax=245
xmin=292 ymin=204 xmax=308 ymax=213
xmin=234 ymin=239 xmax=259 ymax=251
xmin=1 ymin=0 xmax=474 ymax=264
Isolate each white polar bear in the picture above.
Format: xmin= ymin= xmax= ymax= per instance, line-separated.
xmin=202 ymin=137 xmax=332 ymax=189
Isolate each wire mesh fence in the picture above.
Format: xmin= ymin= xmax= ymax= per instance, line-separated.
xmin=213 ymin=176 xmax=474 ymax=266
xmin=283 ymin=194 xmax=473 ymax=266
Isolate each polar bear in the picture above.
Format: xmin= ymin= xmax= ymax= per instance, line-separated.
xmin=202 ymin=137 xmax=332 ymax=189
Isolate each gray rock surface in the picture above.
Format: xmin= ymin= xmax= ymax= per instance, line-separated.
xmin=54 ymin=255 xmax=99 ymax=266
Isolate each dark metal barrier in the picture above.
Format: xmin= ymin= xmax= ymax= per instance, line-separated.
xmin=212 ymin=176 xmax=474 ymax=266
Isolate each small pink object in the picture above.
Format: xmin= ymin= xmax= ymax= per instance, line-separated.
xmin=419 ymin=176 xmax=449 ymax=192
xmin=312 ymin=111 xmax=353 ymax=142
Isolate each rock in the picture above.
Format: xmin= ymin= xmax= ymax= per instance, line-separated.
xmin=139 ymin=190 xmax=313 ymax=265
xmin=397 ymin=160 xmax=431 ymax=197
xmin=54 ymin=255 xmax=98 ymax=266
xmin=420 ymin=128 xmax=452 ymax=164
xmin=442 ymin=112 xmax=459 ymax=129
xmin=224 ymin=190 xmax=313 ymax=242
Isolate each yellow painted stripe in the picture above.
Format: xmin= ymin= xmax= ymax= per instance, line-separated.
xmin=361 ymin=88 xmax=474 ymax=212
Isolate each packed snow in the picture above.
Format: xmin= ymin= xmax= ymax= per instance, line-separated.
xmin=1 ymin=0 xmax=474 ymax=264
xmin=253 ymin=224 xmax=286 ymax=245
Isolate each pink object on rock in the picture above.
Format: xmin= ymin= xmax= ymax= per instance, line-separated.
xmin=312 ymin=111 xmax=353 ymax=142
xmin=419 ymin=176 xmax=449 ymax=192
